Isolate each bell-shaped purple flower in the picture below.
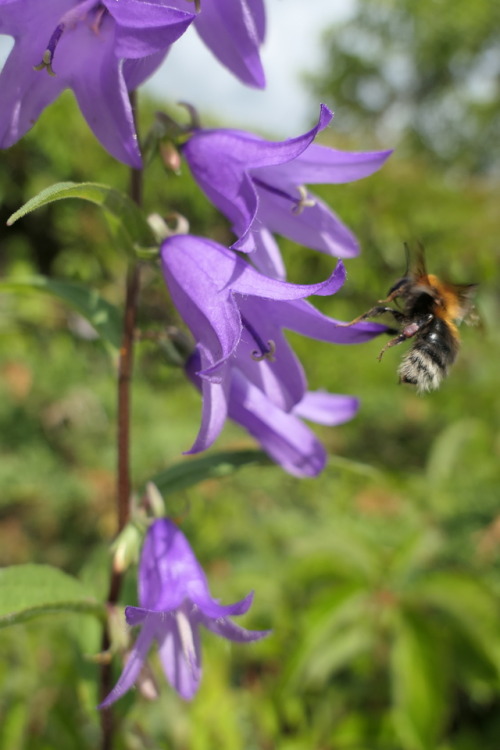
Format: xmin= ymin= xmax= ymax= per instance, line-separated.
xmin=161 ymin=234 xmax=385 ymax=474
xmin=100 ymin=518 xmax=268 ymax=705
xmin=181 ymin=104 xmax=392 ymax=278
xmin=0 ymin=0 xmax=195 ymax=166
xmin=188 ymin=348 xmax=360 ymax=476
xmin=167 ymin=0 xmax=266 ymax=88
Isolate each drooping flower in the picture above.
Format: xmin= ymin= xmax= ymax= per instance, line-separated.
xmin=187 ymin=349 xmax=360 ymax=476
xmin=100 ymin=518 xmax=269 ymax=704
xmin=167 ymin=0 xmax=266 ymax=88
xmin=161 ymin=234 xmax=386 ymax=473
xmin=181 ymin=104 xmax=392 ymax=278
xmin=0 ymin=0 xmax=195 ymax=166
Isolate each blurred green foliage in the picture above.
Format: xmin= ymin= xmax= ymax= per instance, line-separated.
xmin=1 ymin=12 xmax=500 ymax=747
xmin=308 ymin=0 xmax=500 ymax=174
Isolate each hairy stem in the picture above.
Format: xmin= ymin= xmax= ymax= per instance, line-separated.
xmin=100 ymin=89 xmax=142 ymax=750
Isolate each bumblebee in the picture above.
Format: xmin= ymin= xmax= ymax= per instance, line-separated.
xmin=349 ymin=246 xmax=477 ymax=392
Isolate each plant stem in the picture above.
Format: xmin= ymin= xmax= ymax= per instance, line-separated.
xmin=99 ymin=89 xmax=142 ymax=750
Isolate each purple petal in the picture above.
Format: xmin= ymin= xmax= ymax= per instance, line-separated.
xmin=279 ymin=299 xmax=388 ymax=344
xmin=161 ymin=236 xmax=243 ymax=373
xmin=193 ymin=0 xmax=266 ymax=88
xmin=99 ymin=617 xmax=157 ymax=708
xmin=139 ymin=519 xmax=211 ymax=610
xmin=293 ymin=392 xmax=359 ymax=426
xmin=248 ymin=228 xmax=286 ymax=280
xmin=235 ymin=299 xmax=307 ymax=410
xmin=255 ymin=183 xmax=359 ymax=257
xmin=189 ymin=590 xmax=255 ymax=619
xmin=106 ymin=0 xmax=194 ymax=58
xmin=202 ymin=614 xmax=271 ymax=643
xmin=229 ymin=370 xmax=328 ymax=477
xmin=122 ymin=49 xmax=168 ymax=90
xmin=157 ymin=612 xmax=202 ymax=700
xmin=66 ymin=15 xmax=143 ymax=167
xmin=184 ymin=374 xmax=229 ymax=454
xmin=266 ymin=144 xmax=393 ymax=184
xmin=0 ymin=18 xmax=66 ymax=147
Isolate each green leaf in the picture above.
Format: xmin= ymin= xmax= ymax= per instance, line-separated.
xmin=149 ymin=450 xmax=269 ymax=496
xmin=0 ymin=276 xmax=122 ymax=348
xmin=6 ymin=181 xmax=156 ymax=257
xmin=0 ymin=565 xmax=105 ymax=628
xmin=410 ymin=571 xmax=500 ymax=676
xmin=391 ymin=610 xmax=450 ymax=750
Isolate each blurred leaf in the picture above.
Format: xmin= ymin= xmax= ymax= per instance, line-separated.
xmin=391 ymin=610 xmax=450 ymax=750
xmin=388 ymin=527 xmax=444 ymax=584
xmin=291 ymin=522 xmax=382 ymax=583
xmin=0 ymin=565 xmax=104 ymax=628
xmin=288 ymin=586 xmax=373 ymax=688
xmin=0 ymin=276 xmax=122 ymax=349
xmin=149 ymin=449 xmax=270 ymax=496
xmin=426 ymin=419 xmax=482 ymax=485
xmin=7 ymin=181 xmax=156 ymax=257
xmin=410 ymin=571 xmax=500 ymax=676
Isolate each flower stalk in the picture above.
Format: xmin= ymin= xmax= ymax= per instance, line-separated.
xmin=99 ymin=89 xmax=143 ymax=750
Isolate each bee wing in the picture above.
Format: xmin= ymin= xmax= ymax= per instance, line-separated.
xmin=449 ymin=283 xmax=479 ymax=324
xmin=410 ymin=242 xmax=430 ymax=282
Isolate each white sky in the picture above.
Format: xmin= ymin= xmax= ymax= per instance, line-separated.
xmin=146 ymin=0 xmax=356 ymax=136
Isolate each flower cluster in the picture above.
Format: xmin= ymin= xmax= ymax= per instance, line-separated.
xmin=1 ymin=0 xmax=393 ymax=707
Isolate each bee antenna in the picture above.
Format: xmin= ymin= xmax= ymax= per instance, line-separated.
xmin=403 ymin=242 xmax=411 ymax=275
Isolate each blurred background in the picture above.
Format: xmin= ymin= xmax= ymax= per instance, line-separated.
xmin=1 ymin=0 xmax=500 ymax=748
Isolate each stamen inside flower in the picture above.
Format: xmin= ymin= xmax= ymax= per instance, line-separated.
xmin=241 ymin=315 xmax=276 ymax=362
xmin=33 ymin=0 xmax=102 ymax=76
xmin=252 ymin=177 xmax=316 ymax=215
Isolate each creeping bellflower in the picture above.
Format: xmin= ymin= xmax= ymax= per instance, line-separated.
xmin=0 ymin=0 xmax=195 ymax=166
xmin=161 ymin=234 xmax=385 ymax=474
xmin=167 ymin=0 xmax=266 ymax=88
xmin=182 ymin=104 xmax=392 ymax=278
xmin=100 ymin=518 xmax=268 ymax=704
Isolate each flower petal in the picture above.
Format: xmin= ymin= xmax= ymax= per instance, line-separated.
xmin=157 ymin=612 xmax=202 ymax=700
xmin=184 ymin=371 xmax=229 ymax=454
xmin=139 ymin=518 xmax=210 ymax=610
xmin=265 ymin=144 xmax=393 ymax=185
xmin=67 ymin=17 xmax=142 ymax=167
xmin=99 ymin=617 xmax=157 ymax=708
xmin=229 ymin=370 xmax=328 ymax=477
xmin=193 ymin=0 xmax=266 ymax=88
xmin=202 ymin=614 xmax=271 ymax=643
xmin=106 ymin=0 xmax=194 ymax=59
xmin=255 ymin=184 xmax=359 ymax=257
xmin=293 ymin=392 xmax=359 ymax=426
xmin=279 ymin=299 xmax=388 ymax=343
xmin=189 ymin=589 xmax=255 ymax=619
xmin=249 ymin=228 xmax=286 ymax=280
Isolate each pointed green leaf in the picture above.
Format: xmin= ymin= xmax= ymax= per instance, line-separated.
xmin=149 ymin=450 xmax=269 ymax=496
xmin=0 ymin=276 xmax=122 ymax=348
xmin=0 ymin=565 xmax=105 ymax=628
xmin=7 ymin=181 xmax=156 ymax=257
xmin=391 ymin=610 xmax=450 ymax=750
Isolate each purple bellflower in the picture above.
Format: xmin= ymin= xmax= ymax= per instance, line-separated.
xmin=0 ymin=0 xmax=195 ymax=166
xmin=188 ymin=348 xmax=360 ymax=476
xmin=100 ymin=518 xmax=269 ymax=704
xmin=161 ymin=234 xmax=385 ymax=476
xmin=181 ymin=104 xmax=392 ymax=279
xmin=167 ymin=0 xmax=266 ymax=88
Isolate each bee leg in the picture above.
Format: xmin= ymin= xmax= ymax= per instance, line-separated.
xmin=377 ymin=315 xmax=432 ymax=361
xmin=377 ymin=333 xmax=408 ymax=361
xmin=341 ymin=306 xmax=405 ymax=327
